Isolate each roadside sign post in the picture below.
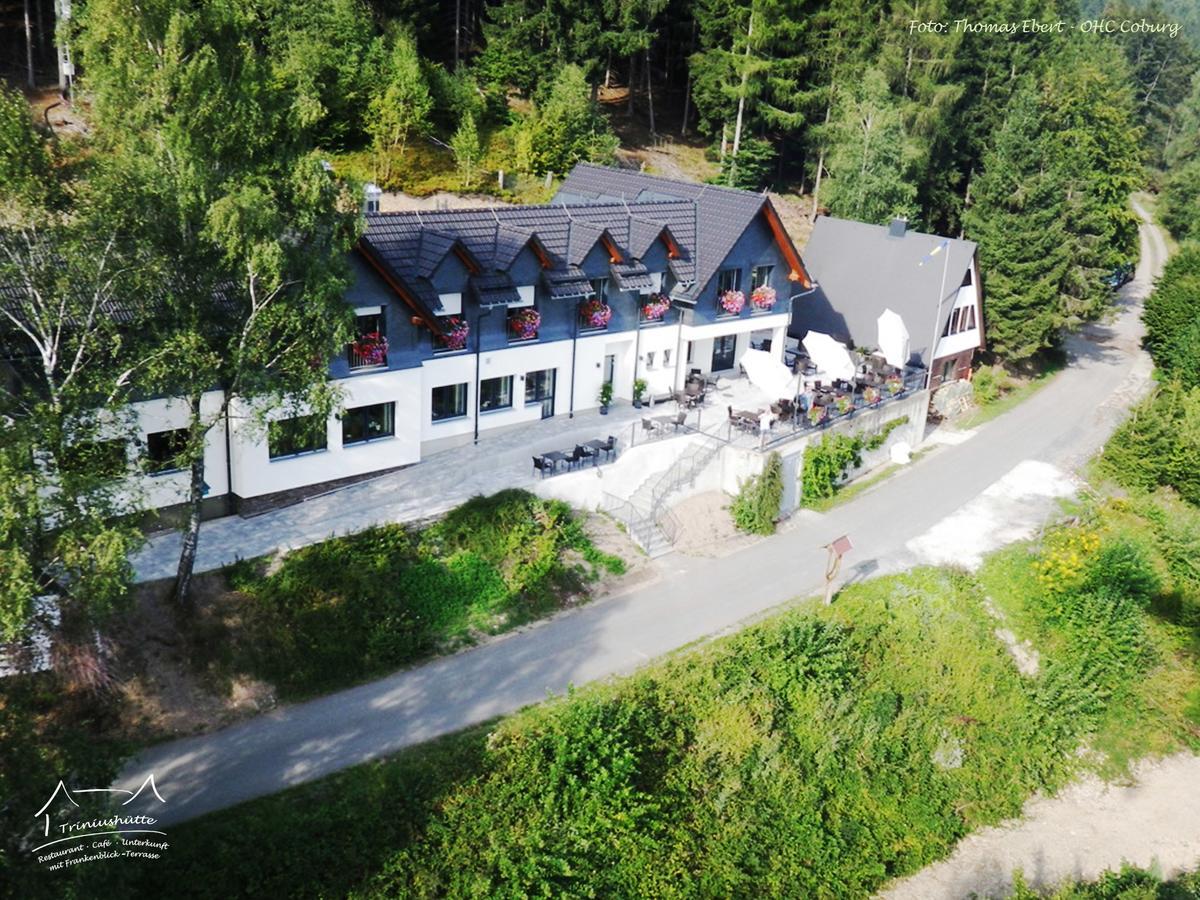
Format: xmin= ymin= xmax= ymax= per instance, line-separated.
xmin=823 ymin=534 xmax=853 ymax=605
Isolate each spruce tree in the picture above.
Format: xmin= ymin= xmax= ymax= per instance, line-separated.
xmin=964 ymin=81 xmax=1071 ymax=359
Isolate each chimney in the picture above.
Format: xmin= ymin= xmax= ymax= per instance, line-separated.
xmin=363 ymin=182 xmax=382 ymax=215
xmin=888 ymin=216 xmax=907 ymax=238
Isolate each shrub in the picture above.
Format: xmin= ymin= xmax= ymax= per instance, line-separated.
xmin=1142 ymin=246 xmax=1200 ymax=388
xmin=801 ymin=418 xmax=907 ymax=504
xmin=1101 ymin=383 xmax=1200 ymax=504
xmin=731 ymin=452 xmax=783 ymax=534
xmin=227 ymin=491 xmax=622 ymax=697
xmin=971 ymin=364 xmax=1011 ymax=405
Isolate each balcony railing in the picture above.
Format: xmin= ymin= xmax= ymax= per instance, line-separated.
xmin=347 ymin=344 xmax=388 ymax=370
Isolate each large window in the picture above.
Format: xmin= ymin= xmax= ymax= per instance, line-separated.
xmin=479 ymin=375 xmax=514 ymax=412
xmin=348 ymin=311 xmax=387 ymax=370
xmin=268 ymin=414 xmax=327 ymax=459
xmin=342 ymin=402 xmax=395 ymax=445
xmin=717 ymin=268 xmax=742 ymax=294
xmin=590 ymin=277 xmax=608 ymax=300
xmin=751 ymin=265 xmax=774 ymax=291
xmin=525 ymin=368 xmax=555 ymax=403
xmin=431 ymin=383 xmax=468 ymax=421
xmin=944 ymin=305 xmax=977 ymax=336
xmin=146 ymin=428 xmax=189 ymax=474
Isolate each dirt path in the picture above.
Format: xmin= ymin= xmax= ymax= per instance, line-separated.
xmin=880 ymin=753 xmax=1200 ymax=898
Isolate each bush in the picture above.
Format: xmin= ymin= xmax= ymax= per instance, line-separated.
xmin=1142 ymin=246 xmax=1200 ymax=388
xmin=801 ymin=418 xmax=907 ymax=504
xmin=1101 ymin=383 xmax=1200 ymax=505
xmin=731 ymin=452 xmax=784 ymax=534
xmin=226 ymin=491 xmax=622 ymax=697
xmin=972 ymin=364 xmax=1012 ymax=405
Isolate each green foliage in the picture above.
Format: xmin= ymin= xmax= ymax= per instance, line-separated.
xmin=1143 ymin=246 xmax=1200 ymax=388
xmin=514 ymin=65 xmax=618 ymax=176
xmin=716 ymin=136 xmax=776 ymax=191
xmin=1009 ymin=863 xmax=1200 ymax=899
xmin=823 ymin=67 xmax=920 ymax=225
xmin=731 ymin=451 xmax=783 ymax=534
xmin=1100 ymin=383 xmax=1200 ymax=505
xmin=802 ymin=417 xmax=907 ymax=504
xmin=972 ymin=364 xmax=1012 ymax=406
xmin=121 ymin=556 xmax=1173 ymax=899
xmin=450 ymin=113 xmax=482 ymax=189
xmin=0 ymin=84 xmax=52 ymax=211
xmin=368 ymin=28 xmax=434 ymax=176
xmin=225 ymin=491 xmax=622 ymax=697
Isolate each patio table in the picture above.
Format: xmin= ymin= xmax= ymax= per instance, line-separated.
xmin=542 ymin=450 xmax=568 ymax=473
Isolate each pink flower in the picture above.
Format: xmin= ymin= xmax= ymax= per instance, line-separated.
xmin=719 ymin=290 xmax=746 ymax=315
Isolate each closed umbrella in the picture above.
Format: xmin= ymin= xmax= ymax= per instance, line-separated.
xmin=876 ymin=308 xmax=910 ymax=369
xmin=802 ymin=331 xmax=855 ymax=382
xmin=738 ymin=348 xmax=798 ymax=401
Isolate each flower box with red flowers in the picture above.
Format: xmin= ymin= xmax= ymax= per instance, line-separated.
xmin=885 ymin=374 xmax=903 ymax=395
xmin=641 ymin=294 xmax=671 ymax=322
xmin=508 ymin=308 xmax=541 ymax=341
xmin=750 ymin=285 xmax=777 ymax=311
xmin=350 ymin=331 xmax=389 ymax=367
xmin=435 ymin=317 xmax=469 ymax=352
xmin=580 ymin=297 xmax=613 ymax=329
xmin=718 ymin=289 xmax=745 ymax=316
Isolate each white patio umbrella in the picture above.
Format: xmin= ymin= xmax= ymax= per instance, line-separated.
xmin=876 ymin=308 xmax=910 ymax=369
xmin=738 ymin=348 xmax=798 ymax=401
xmin=802 ymin=331 xmax=856 ymax=382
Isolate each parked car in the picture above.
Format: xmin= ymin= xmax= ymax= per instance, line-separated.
xmin=1102 ymin=261 xmax=1134 ymax=289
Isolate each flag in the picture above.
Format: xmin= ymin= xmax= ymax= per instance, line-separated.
xmin=918 ymin=239 xmax=950 ymax=267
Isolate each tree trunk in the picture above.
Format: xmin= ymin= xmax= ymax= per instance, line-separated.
xmin=679 ymin=20 xmax=696 ymax=137
xmin=604 ymin=51 xmax=612 ymax=89
xmin=810 ymin=101 xmax=832 ymax=221
xmin=644 ymin=47 xmax=656 ymax=136
xmin=729 ymin=12 xmax=754 ymax=184
xmin=453 ymin=0 xmax=461 ymax=71
xmin=627 ymin=54 xmax=636 ymax=114
xmin=172 ymin=392 xmax=208 ymax=605
xmin=24 ymin=0 xmax=36 ymax=87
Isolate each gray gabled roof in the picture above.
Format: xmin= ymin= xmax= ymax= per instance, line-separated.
xmin=790 ymin=215 xmax=978 ymax=366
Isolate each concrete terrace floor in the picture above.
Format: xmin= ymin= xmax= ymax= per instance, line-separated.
xmin=114 ymin=200 xmax=1165 ymax=830
xmin=132 ymin=375 xmax=786 ymax=582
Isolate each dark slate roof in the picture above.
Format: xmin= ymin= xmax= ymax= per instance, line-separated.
xmin=471 ymin=271 xmax=521 ymax=308
xmin=556 ymin=163 xmax=776 ymax=297
xmin=610 ymin=260 xmax=654 ymax=293
xmin=790 ymin=215 xmax=978 ymax=367
xmin=360 ymin=196 xmax=700 ymax=313
xmin=544 ymin=265 xmax=592 ymax=300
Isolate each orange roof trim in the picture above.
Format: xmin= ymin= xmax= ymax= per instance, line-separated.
xmin=761 ymin=202 xmax=812 ymax=288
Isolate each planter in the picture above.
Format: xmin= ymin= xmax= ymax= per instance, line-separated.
xmin=435 ymin=317 xmax=469 ymax=352
xmin=719 ymin=290 xmax=746 ymax=316
xmin=580 ymin=298 xmax=612 ymax=329
xmin=351 ymin=331 xmax=388 ymax=366
xmin=508 ymin=308 xmax=541 ymax=341
xmin=600 ymin=404 xmax=609 ymax=416
xmin=641 ymin=293 xmax=670 ymax=322
xmin=750 ymin=285 xmax=777 ymax=311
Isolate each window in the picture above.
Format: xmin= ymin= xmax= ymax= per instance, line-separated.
xmin=342 ymin=402 xmax=395 ymax=445
xmin=590 ymin=277 xmax=608 ymax=300
xmin=944 ymin=305 xmax=978 ymax=336
xmin=717 ymin=268 xmax=742 ymax=294
xmin=146 ymin=428 xmax=189 ymax=474
xmin=751 ymin=265 xmax=774 ymax=291
xmin=525 ymin=369 xmax=555 ymax=403
xmin=438 ymin=292 xmax=462 ymax=316
xmin=961 ymin=267 xmax=973 ymax=286
xmin=479 ymin=375 xmax=514 ymax=412
xmin=268 ymin=414 xmax=327 ymax=459
xmin=645 ymin=351 xmax=656 ymax=368
xmin=662 ymin=349 xmax=672 ymax=367
xmin=60 ymin=439 xmax=126 ymax=479
xmin=431 ymin=383 xmax=468 ymax=421
xmin=511 ymin=285 xmax=536 ymax=307
xmin=348 ymin=311 xmax=387 ymax=369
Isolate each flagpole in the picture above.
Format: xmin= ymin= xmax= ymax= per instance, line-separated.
xmin=924 ymin=242 xmax=951 ymax=391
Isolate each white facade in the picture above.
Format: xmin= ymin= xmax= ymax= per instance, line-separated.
xmin=932 ymin=260 xmax=984 ymax=362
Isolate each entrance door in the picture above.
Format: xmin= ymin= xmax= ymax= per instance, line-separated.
xmin=603 ymin=353 xmax=615 ymax=386
xmin=712 ymin=334 xmax=737 ymax=371
xmin=540 ymin=370 xmax=556 ymax=419
xmin=525 ymin=368 xmax=556 ymax=418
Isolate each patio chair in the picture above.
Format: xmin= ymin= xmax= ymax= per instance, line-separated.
xmin=565 ymin=446 xmax=586 ymax=469
xmin=532 ymin=455 xmax=550 ymax=478
xmin=600 ymin=435 xmax=617 ymax=460
xmin=642 ymin=417 xmax=659 ymax=438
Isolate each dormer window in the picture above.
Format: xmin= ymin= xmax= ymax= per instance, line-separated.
xmin=717 ymin=268 xmax=742 ymax=294
xmin=751 ymin=265 xmax=774 ymax=291
xmin=364 ymin=182 xmax=382 ymax=214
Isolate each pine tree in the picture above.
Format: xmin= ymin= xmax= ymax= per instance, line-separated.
xmin=520 ymin=64 xmax=618 ymax=176
xmin=964 ymin=81 xmax=1071 ymax=359
xmin=1162 ymin=72 xmax=1200 ymax=241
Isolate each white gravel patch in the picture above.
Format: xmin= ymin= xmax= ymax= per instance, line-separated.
xmin=879 ymin=753 xmax=1200 ymax=899
xmin=906 ymin=460 xmax=1078 ymax=570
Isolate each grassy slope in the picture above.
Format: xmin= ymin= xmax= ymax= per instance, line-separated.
xmin=95 ymin=491 xmax=1200 ymax=899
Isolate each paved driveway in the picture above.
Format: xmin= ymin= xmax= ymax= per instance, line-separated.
xmin=114 ymin=201 xmax=1165 ymax=826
